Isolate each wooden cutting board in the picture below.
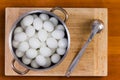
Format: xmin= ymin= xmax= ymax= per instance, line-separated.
xmin=5 ymin=8 xmax=107 ymax=76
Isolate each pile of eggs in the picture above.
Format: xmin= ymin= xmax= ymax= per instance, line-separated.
xmin=12 ymin=13 xmax=68 ymax=69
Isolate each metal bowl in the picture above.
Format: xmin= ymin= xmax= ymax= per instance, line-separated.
xmin=9 ymin=7 xmax=70 ymax=75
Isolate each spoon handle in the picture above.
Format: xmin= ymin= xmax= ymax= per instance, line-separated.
xmin=65 ymin=39 xmax=90 ymax=77
xmin=65 ymin=32 xmax=95 ymax=77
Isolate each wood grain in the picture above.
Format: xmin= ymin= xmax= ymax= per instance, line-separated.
xmin=0 ymin=0 xmax=119 ymax=79
xmin=5 ymin=8 xmax=107 ymax=76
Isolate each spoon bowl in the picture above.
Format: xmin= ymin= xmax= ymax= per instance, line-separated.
xmin=91 ymin=19 xmax=104 ymax=34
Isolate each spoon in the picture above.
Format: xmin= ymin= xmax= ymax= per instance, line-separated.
xmin=65 ymin=19 xmax=104 ymax=77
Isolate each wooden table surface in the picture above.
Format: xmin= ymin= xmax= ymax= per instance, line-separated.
xmin=1 ymin=0 xmax=120 ymax=80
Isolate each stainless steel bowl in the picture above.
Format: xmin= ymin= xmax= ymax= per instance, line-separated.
xmin=9 ymin=7 xmax=70 ymax=75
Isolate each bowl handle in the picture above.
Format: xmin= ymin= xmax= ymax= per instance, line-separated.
xmin=11 ymin=59 xmax=30 ymax=75
xmin=50 ymin=7 xmax=68 ymax=22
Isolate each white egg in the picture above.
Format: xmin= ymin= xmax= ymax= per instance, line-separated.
xmin=38 ymin=29 xmax=48 ymax=42
xmin=46 ymin=38 xmax=58 ymax=49
xmin=14 ymin=27 xmax=23 ymax=34
xmin=16 ymin=49 xmax=24 ymax=58
xmin=18 ymin=41 xmax=29 ymax=52
xmin=29 ymin=37 xmax=41 ymax=49
xmin=14 ymin=32 xmax=27 ymax=42
xmin=12 ymin=40 xmax=20 ymax=48
xmin=39 ymin=14 xmax=49 ymax=21
xmin=33 ymin=18 xmax=43 ymax=30
xmin=40 ymin=47 xmax=52 ymax=57
xmin=22 ymin=55 xmax=31 ymax=65
xmin=21 ymin=15 xmax=34 ymax=27
xmin=35 ymin=55 xmax=47 ymax=66
xmin=56 ymin=25 xmax=65 ymax=31
xmin=57 ymin=48 xmax=66 ymax=55
xmin=32 ymin=33 xmax=38 ymax=39
xmin=40 ymin=41 xmax=47 ymax=47
xmin=51 ymin=54 xmax=61 ymax=63
xmin=37 ymin=49 xmax=41 ymax=55
xmin=25 ymin=26 xmax=35 ymax=37
xmin=43 ymin=21 xmax=54 ymax=32
xmin=47 ymin=32 xmax=52 ymax=38
xmin=52 ymin=30 xmax=65 ymax=39
xmin=20 ymin=21 xmax=27 ymax=30
xmin=58 ymin=38 xmax=68 ymax=48
xmin=49 ymin=17 xmax=58 ymax=26
xmin=26 ymin=49 xmax=38 ymax=59
xmin=32 ymin=14 xmax=38 ymax=19
xmin=43 ymin=57 xmax=51 ymax=68
xmin=37 ymin=49 xmax=40 ymax=53
xmin=31 ymin=60 xmax=40 ymax=68
xmin=51 ymin=48 xmax=56 ymax=54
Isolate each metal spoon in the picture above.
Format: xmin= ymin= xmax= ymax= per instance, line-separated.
xmin=65 ymin=19 xmax=104 ymax=77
